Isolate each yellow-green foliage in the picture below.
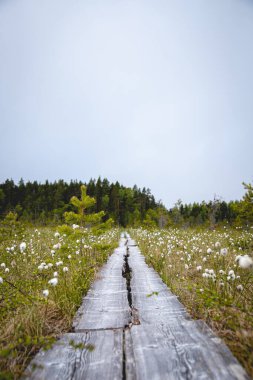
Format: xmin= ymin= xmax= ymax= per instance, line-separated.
xmin=64 ymin=185 xmax=105 ymax=227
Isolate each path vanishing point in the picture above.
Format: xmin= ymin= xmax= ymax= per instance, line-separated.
xmin=24 ymin=234 xmax=250 ymax=380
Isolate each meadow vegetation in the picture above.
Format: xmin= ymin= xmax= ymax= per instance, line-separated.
xmin=0 ymin=180 xmax=252 ymax=378
xmin=131 ymin=226 xmax=253 ymax=377
xmin=0 ymin=187 xmax=119 ymax=379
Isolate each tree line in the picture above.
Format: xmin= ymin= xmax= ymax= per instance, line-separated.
xmin=0 ymin=178 xmax=252 ymax=228
xmin=0 ymin=178 xmax=161 ymax=227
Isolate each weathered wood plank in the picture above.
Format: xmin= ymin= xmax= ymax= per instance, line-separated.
xmin=126 ymin=323 xmax=249 ymax=380
xmin=124 ymin=329 xmax=136 ymax=380
xmin=125 ymin=239 xmax=250 ymax=379
xmin=23 ymin=235 xmax=250 ymax=380
xmin=128 ymin=244 xmax=189 ymax=324
xmin=23 ymin=331 xmax=123 ymax=380
xmin=73 ymin=239 xmax=131 ymax=330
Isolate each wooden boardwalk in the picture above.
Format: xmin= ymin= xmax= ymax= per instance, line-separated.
xmin=23 ymin=234 xmax=250 ymax=380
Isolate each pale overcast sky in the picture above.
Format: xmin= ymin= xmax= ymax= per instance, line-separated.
xmin=0 ymin=0 xmax=253 ymax=208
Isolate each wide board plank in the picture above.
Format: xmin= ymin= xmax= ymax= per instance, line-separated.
xmin=128 ymin=244 xmax=189 ymax=324
xmin=23 ymin=235 xmax=250 ymax=380
xmin=23 ymin=331 xmax=123 ymax=380
xmin=125 ymin=239 xmax=250 ymax=380
xmin=73 ymin=240 xmax=131 ymax=330
xmin=126 ymin=324 xmax=249 ymax=380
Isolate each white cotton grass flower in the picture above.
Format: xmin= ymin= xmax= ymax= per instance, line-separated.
xmin=20 ymin=242 xmax=26 ymax=252
xmin=56 ymin=261 xmax=63 ymax=266
xmin=54 ymin=232 xmax=60 ymax=238
xmin=203 ymin=269 xmax=216 ymax=280
xmin=5 ymin=268 xmax=9 ymax=273
xmin=236 ymin=284 xmax=243 ymax=291
xmin=219 ymin=270 xmax=225 ymax=275
xmin=48 ymin=277 xmax=58 ymax=286
xmin=236 ymin=255 xmax=253 ymax=269
xmin=0 ymin=277 xmax=3 ymax=284
xmin=63 ymin=267 xmax=69 ymax=273
xmin=68 ymin=255 xmax=72 ymax=259
xmin=42 ymin=289 xmax=49 ymax=297
xmin=227 ymin=269 xmax=236 ymax=281
xmin=0 ymin=263 xmax=6 ymax=269
xmin=53 ymin=243 xmax=61 ymax=250
xmin=72 ymin=224 xmax=79 ymax=229
xmin=53 ymin=271 xmax=58 ymax=277
xmin=196 ymin=265 xmax=202 ymax=271
xmin=215 ymin=242 xmax=221 ymax=248
xmin=228 ymin=270 xmax=236 ymax=280
xmin=38 ymin=262 xmax=47 ymax=271
xmin=207 ymin=248 xmax=212 ymax=254
xmin=220 ymin=248 xmax=228 ymax=256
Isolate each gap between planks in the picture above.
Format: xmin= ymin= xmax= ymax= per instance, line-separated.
xmin=23 ymin=234 xmax=251 ymax=380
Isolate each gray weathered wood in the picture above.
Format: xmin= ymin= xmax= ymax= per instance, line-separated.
xmin=23 ymin=235 xmax=250 ymax=380
xmin=125 ymin=239 xmax=250 ymax=380
xmin=128 ymin=244 xmax=189 ymax=324
xmin=125 ymin=323 xmax=249 ymax=380
xmin=23 ymin=331 xmax=123 ymax=380
xmin=73 ymin=239 xmax=131 ymax=330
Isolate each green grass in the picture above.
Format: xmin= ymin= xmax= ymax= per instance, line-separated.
xmin=131 ymin=226 xmax=253 ymax=378
xmin=2 ymin=222 xmax=252 ymax=378
xmin=0 ymin=222 xmax=119 ymax=379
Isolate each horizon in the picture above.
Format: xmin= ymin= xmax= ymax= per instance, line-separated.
xmin=0 ymin=0 xmax=253 ymax=208
xmin=0 ymin=176 xmax=248 ymax=208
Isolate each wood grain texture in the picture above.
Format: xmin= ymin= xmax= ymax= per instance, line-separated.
xmin=126 ymin=239 xmax=250 ymax=380
xmin=126 ymin=323 xmax=249 ymax=380
xmin=23 ymin=235 xmax=250 ymax=380
xmin=23 ymin=331 xmax=123 ymax=380
xmin=128 ymin=244 xmax=189 ymax=324
xmin=73 ymin=239 xmax=131 ymax=330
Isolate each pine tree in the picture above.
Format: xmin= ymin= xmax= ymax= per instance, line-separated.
xmin=64 ymin=185 xmax=105 ymax=228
